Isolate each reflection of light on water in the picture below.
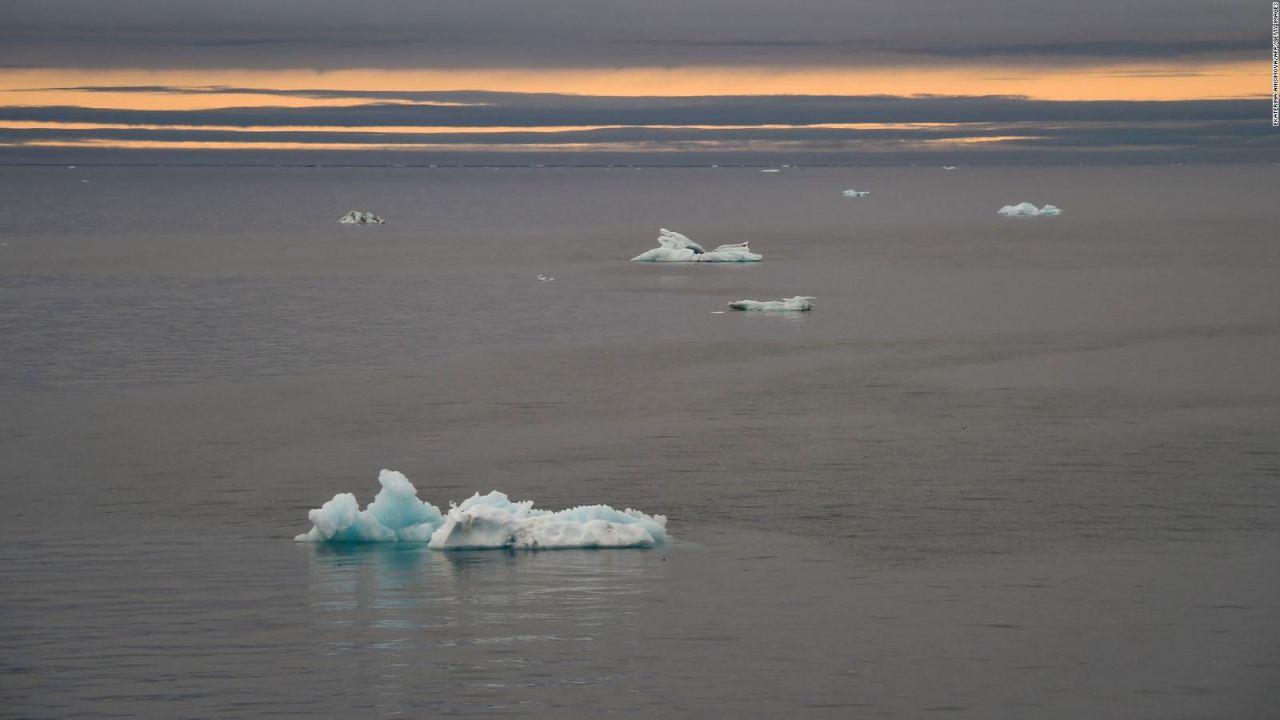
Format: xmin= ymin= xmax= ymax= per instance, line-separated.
xmin=735 ymin=310 xmax=812 ymax=322
xmin=303 ymin=544 xmax=668 ymax=708
xmin=305 ymin=544 xmax=447 ymax=716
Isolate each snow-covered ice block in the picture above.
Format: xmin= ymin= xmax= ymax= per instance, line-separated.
xmin=842 ymin=189 xmax=870 ymax=198
xmin=997 ymin=202 xmax=1061 ymax=217
xmin=631 ymin=228 xmax=762 ymax=262
xmin=338 ymin=210 xmax=386 ymax=224
xmin=428 ymin=492 xmax=668 ymax=550
xmin=728 ymin=296 xmax=815 ymax=311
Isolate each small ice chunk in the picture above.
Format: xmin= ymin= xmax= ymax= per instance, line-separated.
xmin=728 ymin=296 xmax=815 ymax=311
xmin=631 ymin=228 xmax=761 ymax=262
xmin=338 ymin=210 xmax=386 ymax=224
xmin=842 ymin=189 xmax=870 ymax=198
xmin=997 ymin=202 xmax=1062 ymax=217
xmin=760 ymin=168 xmax=781 ymax=173
xmin=942 ymin=166 xmax=958 ymax=170
xmin=537 ymin=273 xmax=555 ymax=282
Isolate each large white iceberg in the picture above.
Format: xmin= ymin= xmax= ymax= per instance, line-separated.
xmin=728 ymin=296 xmax=815 ymax=311
xmin=295 ymin=469 xmax=668 ymax=549
xmin=997 ymin=202 xmax=1061 ymax=217
xmin=630 ymin=228 xmax=762 ymax=263
xmin=842 ymin=189 xmax=870 ymax=198
xmin=338 ymin=210 xmax=385 ymax=224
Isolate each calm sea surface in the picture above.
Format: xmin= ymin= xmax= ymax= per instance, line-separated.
xmin=2 ymin=165 xmax=1278 ymax=718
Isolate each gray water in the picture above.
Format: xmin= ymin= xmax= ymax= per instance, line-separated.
xmin=2 ymin=165 xmax=1278 ymax=718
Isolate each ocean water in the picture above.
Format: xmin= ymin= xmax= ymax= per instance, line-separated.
xmin=1 ymin=164 xmax=1278 ymax=717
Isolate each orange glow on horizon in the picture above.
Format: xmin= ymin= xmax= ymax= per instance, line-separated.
xmin=0 ymin=120 xmax=1002 ymax=134
xmin=3 ymin=134 xmax=1046 ymax=153
xmin=0 ymin=61 xmax=1264 ymax=107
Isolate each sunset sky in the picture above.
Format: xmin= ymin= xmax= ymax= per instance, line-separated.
xmin=1 ymin=0 xmax=1273 ymax=164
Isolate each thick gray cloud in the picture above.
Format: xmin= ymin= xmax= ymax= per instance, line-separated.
xmin=0 ymin=0 xmax=1262 ymax=69
xmin=3 ymin=90 xmax=1262 ymax=126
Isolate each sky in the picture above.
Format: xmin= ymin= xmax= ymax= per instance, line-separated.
xmin=0 ymin=0 xmax=1274 ymax=164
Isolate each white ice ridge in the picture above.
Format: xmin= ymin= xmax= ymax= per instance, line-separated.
xmin=630 ymin=228 xmax=762 ymax=262
xmin=997 ymin=202 xmax=1062 ymax=217
xmin=338 ymin=210 xmax=386 ymax=224
xmin=728 ymin=296 xmax=815 ymax=311
xmin=294 ymin=469 xmax=669 ymax=549
xmin=842 ymin=189 xmax=870 ymax=198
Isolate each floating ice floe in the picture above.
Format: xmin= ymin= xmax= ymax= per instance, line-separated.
xmin=942 ymin=166 xmax=958 ymax=170
xmin=728 ymin=296 xmax=815 ymax=312
xmin=295 ymin=469 xmax=669 ymax=549
xmin=997 ymin=202 xmax=1061 ymax=217
xmin=537 ymin=273 xmax=555 ymax=282
xmin=842 ymin=189 xmax=870 ymax=198
xmin=630 ymin=228 xmax=762 ymax=263
xmin=338 ymin=210 xmax=386 ymax=224
xmin=760 ymin=168 xmax=782 ymax=173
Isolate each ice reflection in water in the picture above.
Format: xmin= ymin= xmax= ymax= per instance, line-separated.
xmin=303 ymin=544 xmax=667 ymax=714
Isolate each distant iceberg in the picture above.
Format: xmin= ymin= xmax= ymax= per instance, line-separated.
xmin=760 ymin=168 xmax=782 ymax=173
xmin=338 ymin=210 xmax=385 ymax=224
xmin=842 ymin=189 xmax=870 ymax=198
xmin=295 ymin=469 xmax=668 ymax=549
xmin=997 ymin=202 xmax=1061 ymax=217
xmin=631 ymin=228 xmax=762 ymax=262
xmin=728 ymin=296 xmax=815 ymax=311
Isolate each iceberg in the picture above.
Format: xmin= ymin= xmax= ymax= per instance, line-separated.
xmin=294 ymin=470 xmax=444 ymax=543
xmin=728 ymin=296 xmax=815 ymax=312
xmin=338 ymin=210 xmax=386 ymax=224
xmin=842 ymin=189 xmax=870 ymax=198
xmin=997 ymin=202 xmax=1061 ymax=217
xmin=295 ymin=469 xmax=668 ymax=549
xmin=760 ymin=168 xmax=782 ymax=173
xmin=630 ymin=228 xmax=762 ymax=263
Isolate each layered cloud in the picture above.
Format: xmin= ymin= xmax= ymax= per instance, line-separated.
xmin=0 ymin=0 xmax=1269 ymax=162
xmin=0 ymin=86 xmax=1268 ymax=161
